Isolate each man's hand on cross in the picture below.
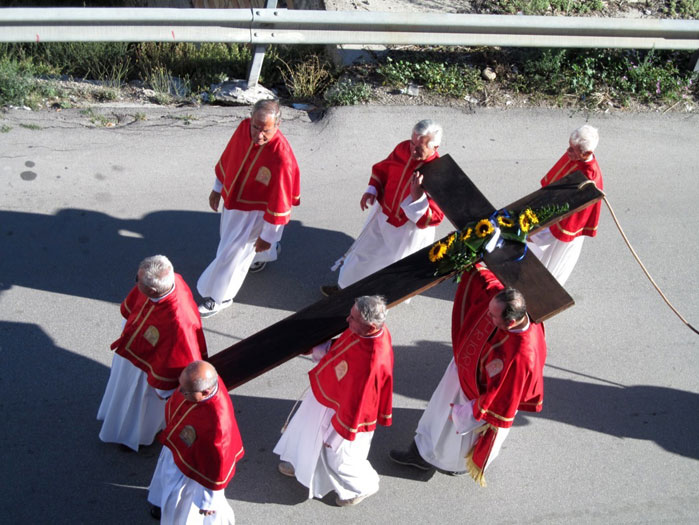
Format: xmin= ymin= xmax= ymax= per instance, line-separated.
xmin=410 ymin=171 xmax=425 ymax=201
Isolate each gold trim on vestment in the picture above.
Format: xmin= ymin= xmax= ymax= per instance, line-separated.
xmin=165 ymin=399 xmax=244 ymax=486
xmin=313 ymin=338 xmax=379 ymax=434
xmin=554 ymin=223 xmax=598 ymax=236
xmin=122 ymin=300 xmax=179 ymax=383
xmin=220 ymin=141 xmax=254 ymax=200
xmin=265 ymin=208 xmax=291 ymax=217
xmin=234 ymin=145 xmax=267 ymax=206
xmin=542 ymin=159 xmax=574 ymax=186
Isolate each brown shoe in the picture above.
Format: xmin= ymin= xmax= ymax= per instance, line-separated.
xmin=320 ymin=284 xmax=340 ymax=297
xmin=278 ymin=461 xmax=295 ymax=477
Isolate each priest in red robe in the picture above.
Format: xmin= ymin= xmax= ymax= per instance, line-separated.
xmin=97 ymin=255 xmax=207 ymax=451
xmin=390 ymin=264 xmax=547 ymax=486
xmin=529 ymin=124 xmax=604 ymax=285
xmin=274 ymin=295 xmax=394 ymax=507
xmin=148 ymin=360 xmax=244 ymax=523
xmin=320 ymin=120 xmax=444 ymax=296
xmin=197 ymin=98 xmax=301 ymax=318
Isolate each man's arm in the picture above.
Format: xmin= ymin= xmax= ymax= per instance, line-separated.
xmin=360 ymin=185 xmax=378 ymax=210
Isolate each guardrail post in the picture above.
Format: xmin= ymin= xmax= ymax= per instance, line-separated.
xmin=247 ymin=1 xmax=277 ymax=88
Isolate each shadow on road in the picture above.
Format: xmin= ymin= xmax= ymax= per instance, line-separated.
xmin=0 ymin=209 xmax=353 ymax=312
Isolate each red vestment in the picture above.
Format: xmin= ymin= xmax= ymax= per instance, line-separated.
xmin=540 ymin=152 xmax=604 ymax=242
xmin=452 ymin=264 xmax=547 ymax=479
xmin=160 ymin=377 xmax=244 ymax=491
xmin=309 ymin=327 xmax=394 ymax=441
xmin=110 ymin=274 xmax=207 ymax=390
xmin=369 ymin=140 xmax=444 ymax=228
xmin=215 ymin=118 xmax=300 ymax=225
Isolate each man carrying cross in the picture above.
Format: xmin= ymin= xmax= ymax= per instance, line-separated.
xmin=320 ymin=120 xmax=445 ymax=296
xmin=274 ymin=295 xmax=394 ymax=506
xmin=389 ymin=264 xmax=547 ymax=486
xmin=528 ymin=124 xmax=604 ymax=285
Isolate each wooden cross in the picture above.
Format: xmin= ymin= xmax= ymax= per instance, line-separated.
xmin=209 ymin=155 xmax=604 ymax=389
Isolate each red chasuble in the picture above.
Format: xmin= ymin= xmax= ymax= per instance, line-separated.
xmin=160 ymin=377 xmax=244 ymax=491
xmin=309 ymin=327 xmax=394 ymax=441
xmin=110 ymin=274 xmax=207 ymax=390
xmin=215 ymin=118 xmax=300 ymax=225
xmin=369 ymin=140 xmax=444 ymax=229
xmin=540 ymin=152 xmax=604 ymax=242
xmin=452 ymin=264 xmax=547 ymax=483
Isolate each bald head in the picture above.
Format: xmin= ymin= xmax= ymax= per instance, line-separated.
xmin=179 ymin=361 xmax=218 ymax=402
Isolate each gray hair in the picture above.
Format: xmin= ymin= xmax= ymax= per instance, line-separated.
xmin=413 ymin=119 xmax=443 ymax=148
xmin=494 ymin=288 xmax=527 ymax=324
xmin=138 ymin=255 xmax=174 ymax=295
xmin=184 ymin=361 xmax=218 ymax=392
xmin=570 ymin=124 xmax=599 ymax=154
xmin=355 ymin=295 xmax=387 ymax=328
xmin=253 ymin=99 xmax=281 ymax=124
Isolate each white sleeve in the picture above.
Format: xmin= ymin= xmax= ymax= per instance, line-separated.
xmin=451 ymin=400 xmax=483 ymax=435
xmin=260 ymin=222 xmax=284 ymax=244
xmin=193 ymin=481 xmax=219 ymax=511
xmin=364 ymin=185 xmax=378 ymax=196
xmin=154 ymin=387 xmax=176 ymax=399
xmin=213 ymin=178 xmax=223 ymax=193
xmin=322 ymin=424 xmax=345 ymax=451
xmin=311 ymin=340 xmax=332 ymax=363
xmin=400 ymin=193 xmax=429 ymax=223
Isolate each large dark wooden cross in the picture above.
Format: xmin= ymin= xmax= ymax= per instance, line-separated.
xmin=210 ymin=155 xmax=604 ymax=390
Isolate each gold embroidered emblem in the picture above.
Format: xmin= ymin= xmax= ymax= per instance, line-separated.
xmin=334 ymin=360 xmax=348 ymax=381
xmin=143 ymin=325 xmax=159 ymax=346
xmin=485 ymin=358 xmax=504 ymax=378
xmin=255 ymin=166 xmax=272 ymax=185
xmin=179 ymin=425 xmax=196 ymax=447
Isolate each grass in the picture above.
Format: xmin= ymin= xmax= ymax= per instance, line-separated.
xmin=1 ymin=124 xmax=13 ymax=133
xmin=19 ymin=123 xmax=41 ymax=130
xmin=166 ymin=114 xmax=197 ymax=125
xmin=80 ymin=108 xmax=117 ymax=127
xmin=0 ymin=32 xmax=697 ymax=111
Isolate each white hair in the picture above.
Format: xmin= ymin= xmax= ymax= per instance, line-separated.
xmin=138 ymin=255 xmax=174 ymax=295
xmin=355 ymin=295 xmax=387 ymax=328
xmin=253 ymin=99 xmax=281 ymax=124
xmin=413 ymin=119 xmax=443 ymax=148
xmin=570 ymin=124 xmax=599 ymax=154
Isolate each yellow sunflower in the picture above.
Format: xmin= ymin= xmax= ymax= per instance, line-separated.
xmin=525 ymin=208 xmax=539 ymax=225
xmin=428 ymin=242 xmax=448 ymax=262
xmin=519 ymin=213 xmax=531 ymax=233
xmin=460 ymin=227 xmax=473 ymax=241
xmin=446 ymin=232 xmax=457 ymax=248
xmin=475 ymin=219 xmax=494 ymax=238
xmin=497 ymin=215 xmax=515 ymax=228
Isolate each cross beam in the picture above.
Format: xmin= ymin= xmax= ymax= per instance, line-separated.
xmin=210 ymin=157 xmax=603 ymax=390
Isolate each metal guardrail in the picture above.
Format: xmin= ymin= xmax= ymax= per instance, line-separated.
xmin=1 ymin=7 xmax=698 ymax=50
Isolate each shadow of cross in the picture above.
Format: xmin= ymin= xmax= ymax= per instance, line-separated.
xmin=209 ymin=154 xmax=604 ymax=390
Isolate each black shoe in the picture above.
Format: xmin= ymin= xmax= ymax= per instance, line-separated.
xmin=149 ymin=505 xmax=161 ymax=520
xmin=248 ymin=261 xmax=267 ymax=273
xmin=320 ymin=284 xmax=340 ymax=297
xmin=389 ymin=441 xmax=433 ymax=471
xmin=198 ymin=298 xmax=233 ymax=318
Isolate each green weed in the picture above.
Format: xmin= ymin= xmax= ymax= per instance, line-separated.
xmin=377 ymin=57 xmax=482 ymax=98
xmin=324 ymin=79 xmax=373 ymax=106
xmin=278 ymin=55 xmax=333 ymax=101
xmin=20 ymin=123 xmax=41 ymax=130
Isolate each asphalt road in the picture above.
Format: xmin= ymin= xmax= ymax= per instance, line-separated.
xmin=0 ymin=104 xmax=697 ymax=524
